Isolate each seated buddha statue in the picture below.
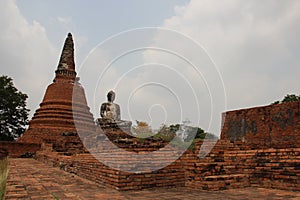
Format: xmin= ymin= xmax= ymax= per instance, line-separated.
xmin=100 ymin=90 xmax=121 ymax=122
xmin=97 ymin=91 xmax=131 ymax=130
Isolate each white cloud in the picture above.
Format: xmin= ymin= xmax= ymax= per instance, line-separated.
xmin=0 ymin=0 xmax=57 ymax=117
xmin=57 ymin=16 xmax=71 ymax=25
xmin=162 ymin=0 xmax=300 ymax=111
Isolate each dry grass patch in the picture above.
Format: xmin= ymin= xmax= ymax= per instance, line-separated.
xmin=0 ymin=157 xmax=8 ymax=200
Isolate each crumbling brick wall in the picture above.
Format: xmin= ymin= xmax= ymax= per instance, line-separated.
xmin=36 ymin=150 xmax=185 ymax=190
xmin=182 ymin=140 xmax=300 ymax=191
xmin=220 ymin=101 xmax=300 ymax=148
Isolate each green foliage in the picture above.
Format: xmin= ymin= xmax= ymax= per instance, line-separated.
xmin=272 ymin=94 xmax=300 ymax=105
xmin=153 ymin=123 xmax=217 ymax=143
xmin=168 ymin=124 xmax=213 ymax=140
xmin=282 ymin=94 xmax=300 ymax=103
xmin=0 ymin=75 xmax=29 ymax=141
xmin=154 ymin=125 xmax=175 ymax=142
xmin=0 ymin=157 xmax=8 ymax=200
xmin=169 ymin=124 xmax=180 ymax=132
xmin=133 ymin=121 xmax=218 ymax=148
xmin=271 ymin=101 xmax=280 ymax=105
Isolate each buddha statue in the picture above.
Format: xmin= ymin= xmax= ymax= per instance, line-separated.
xmin=97 ymin=91 xmax=132 ymax=131
xmin=100 ymin=90 xmax=121 ymax=122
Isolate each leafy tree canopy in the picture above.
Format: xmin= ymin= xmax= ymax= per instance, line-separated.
xmin=282 ymin=94 xmax=300 ymax=103
xmin=272 ymin=94 xmax=300 ymax=105
xmin=0 ymin=75 xmax=29 ymax=141
xmin=159 ymin=124 xmax=216 ymax=140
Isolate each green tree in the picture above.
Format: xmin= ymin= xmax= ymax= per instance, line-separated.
xmin=168 ymin=123 xmax=216 ymax=140
xmin=272 ymin=94 xmax=300 ymax=105
xmin=0 ymin=76 xmax=29 ymax=141
xmin=282 ymin=94 xmax=300 ymax=103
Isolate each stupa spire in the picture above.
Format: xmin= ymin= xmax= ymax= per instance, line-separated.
xmin=55 ymin=33 xmax=76 ymax=82
xmin=58 ymin=33 xmax=75 ymax=70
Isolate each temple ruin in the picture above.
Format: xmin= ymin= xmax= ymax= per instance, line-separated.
xmin=1 ymin=33 xmax=299 ymax=192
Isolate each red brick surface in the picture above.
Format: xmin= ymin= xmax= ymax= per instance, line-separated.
xmin=183 ymin=140 xmax=300 ymax=191
xmin=36 ymin=152 xmax=185 ymax=190
xmin=36 ymin=136 xmax=186 ymax=191
xmin=6 ymin=159 xmax=300 ymax=200
xmin=0 ymin=142 xmax=40 ymax=158
xmin=221 ymin=101 xmax=300 ymax=148
xmin=33 ymin=138 xmax=300 ymax=191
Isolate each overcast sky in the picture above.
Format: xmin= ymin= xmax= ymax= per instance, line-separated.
xmin=1 ymin=0 xmax=299 ymax=136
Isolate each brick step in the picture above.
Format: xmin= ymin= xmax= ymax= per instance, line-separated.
xmin=189 ymin=174 xmax=250 ymax=191
xmin=203 ymin=174 xmax=249 ymax=181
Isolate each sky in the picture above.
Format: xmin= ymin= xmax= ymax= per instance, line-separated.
xmin=1 ymin=0 xmax=299 ymax=136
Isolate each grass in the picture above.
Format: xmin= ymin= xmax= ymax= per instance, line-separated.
xmin=0 ymin=156 xmax=8 ymax=200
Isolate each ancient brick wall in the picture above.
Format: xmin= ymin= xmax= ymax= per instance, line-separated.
xmin=249 ymin=148 xmax=300 ymax=190
xmin=35 ymin=126 xmax=186 ymax=190
xmin=220 ymin=101 xmax=300 ymax=148
xmin=183 ymin=140 xmax=300 ymax=191
xmin=182 ymin=140 xmax=251 ymax=190
xmin=35 ymin=139 xmax=300 ymax=191
xmin=36 ymin=151 xmax=185 ymax=190
xmin=0 ymin=142 xmax=41 ymax=158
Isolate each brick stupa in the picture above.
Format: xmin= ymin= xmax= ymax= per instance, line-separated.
xmin=19 ymin=33 xmax=96 ymax=153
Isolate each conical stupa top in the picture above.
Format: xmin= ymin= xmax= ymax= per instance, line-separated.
xmin=57 ymin=33 xmax=75 ymax=71
xmin=54 ymin=33 xmax=77 ymax=82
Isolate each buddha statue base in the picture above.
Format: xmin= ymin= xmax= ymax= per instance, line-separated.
xmin=96 ymin=118 xmax=132 ymax=139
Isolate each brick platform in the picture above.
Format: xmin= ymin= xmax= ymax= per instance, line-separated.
xmin=35 ymin=150 xmax=185 ymax=190
xmin=33 ymin=138 xmax=300 ymax=191
xmin=6 ymin=158 xmax=300 ymax=200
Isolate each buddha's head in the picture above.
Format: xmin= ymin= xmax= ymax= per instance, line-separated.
xmin=107 ymin=90 xmax=115 ymax=102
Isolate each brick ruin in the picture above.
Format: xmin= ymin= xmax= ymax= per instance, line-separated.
xmin=221 ymin=101 xmax=300 ymax=149
xmin=18 ymin=33 xmax=95 ymax=154
xmin=35 ymin=136 xmax=300 ymax=191
xmin=183 ymin=140 xmax=300 ymax=191
xmin=1 ymin=33 xmax=300 ymax=192
xmin=36 ymin=143 xmax=186 ymax=190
